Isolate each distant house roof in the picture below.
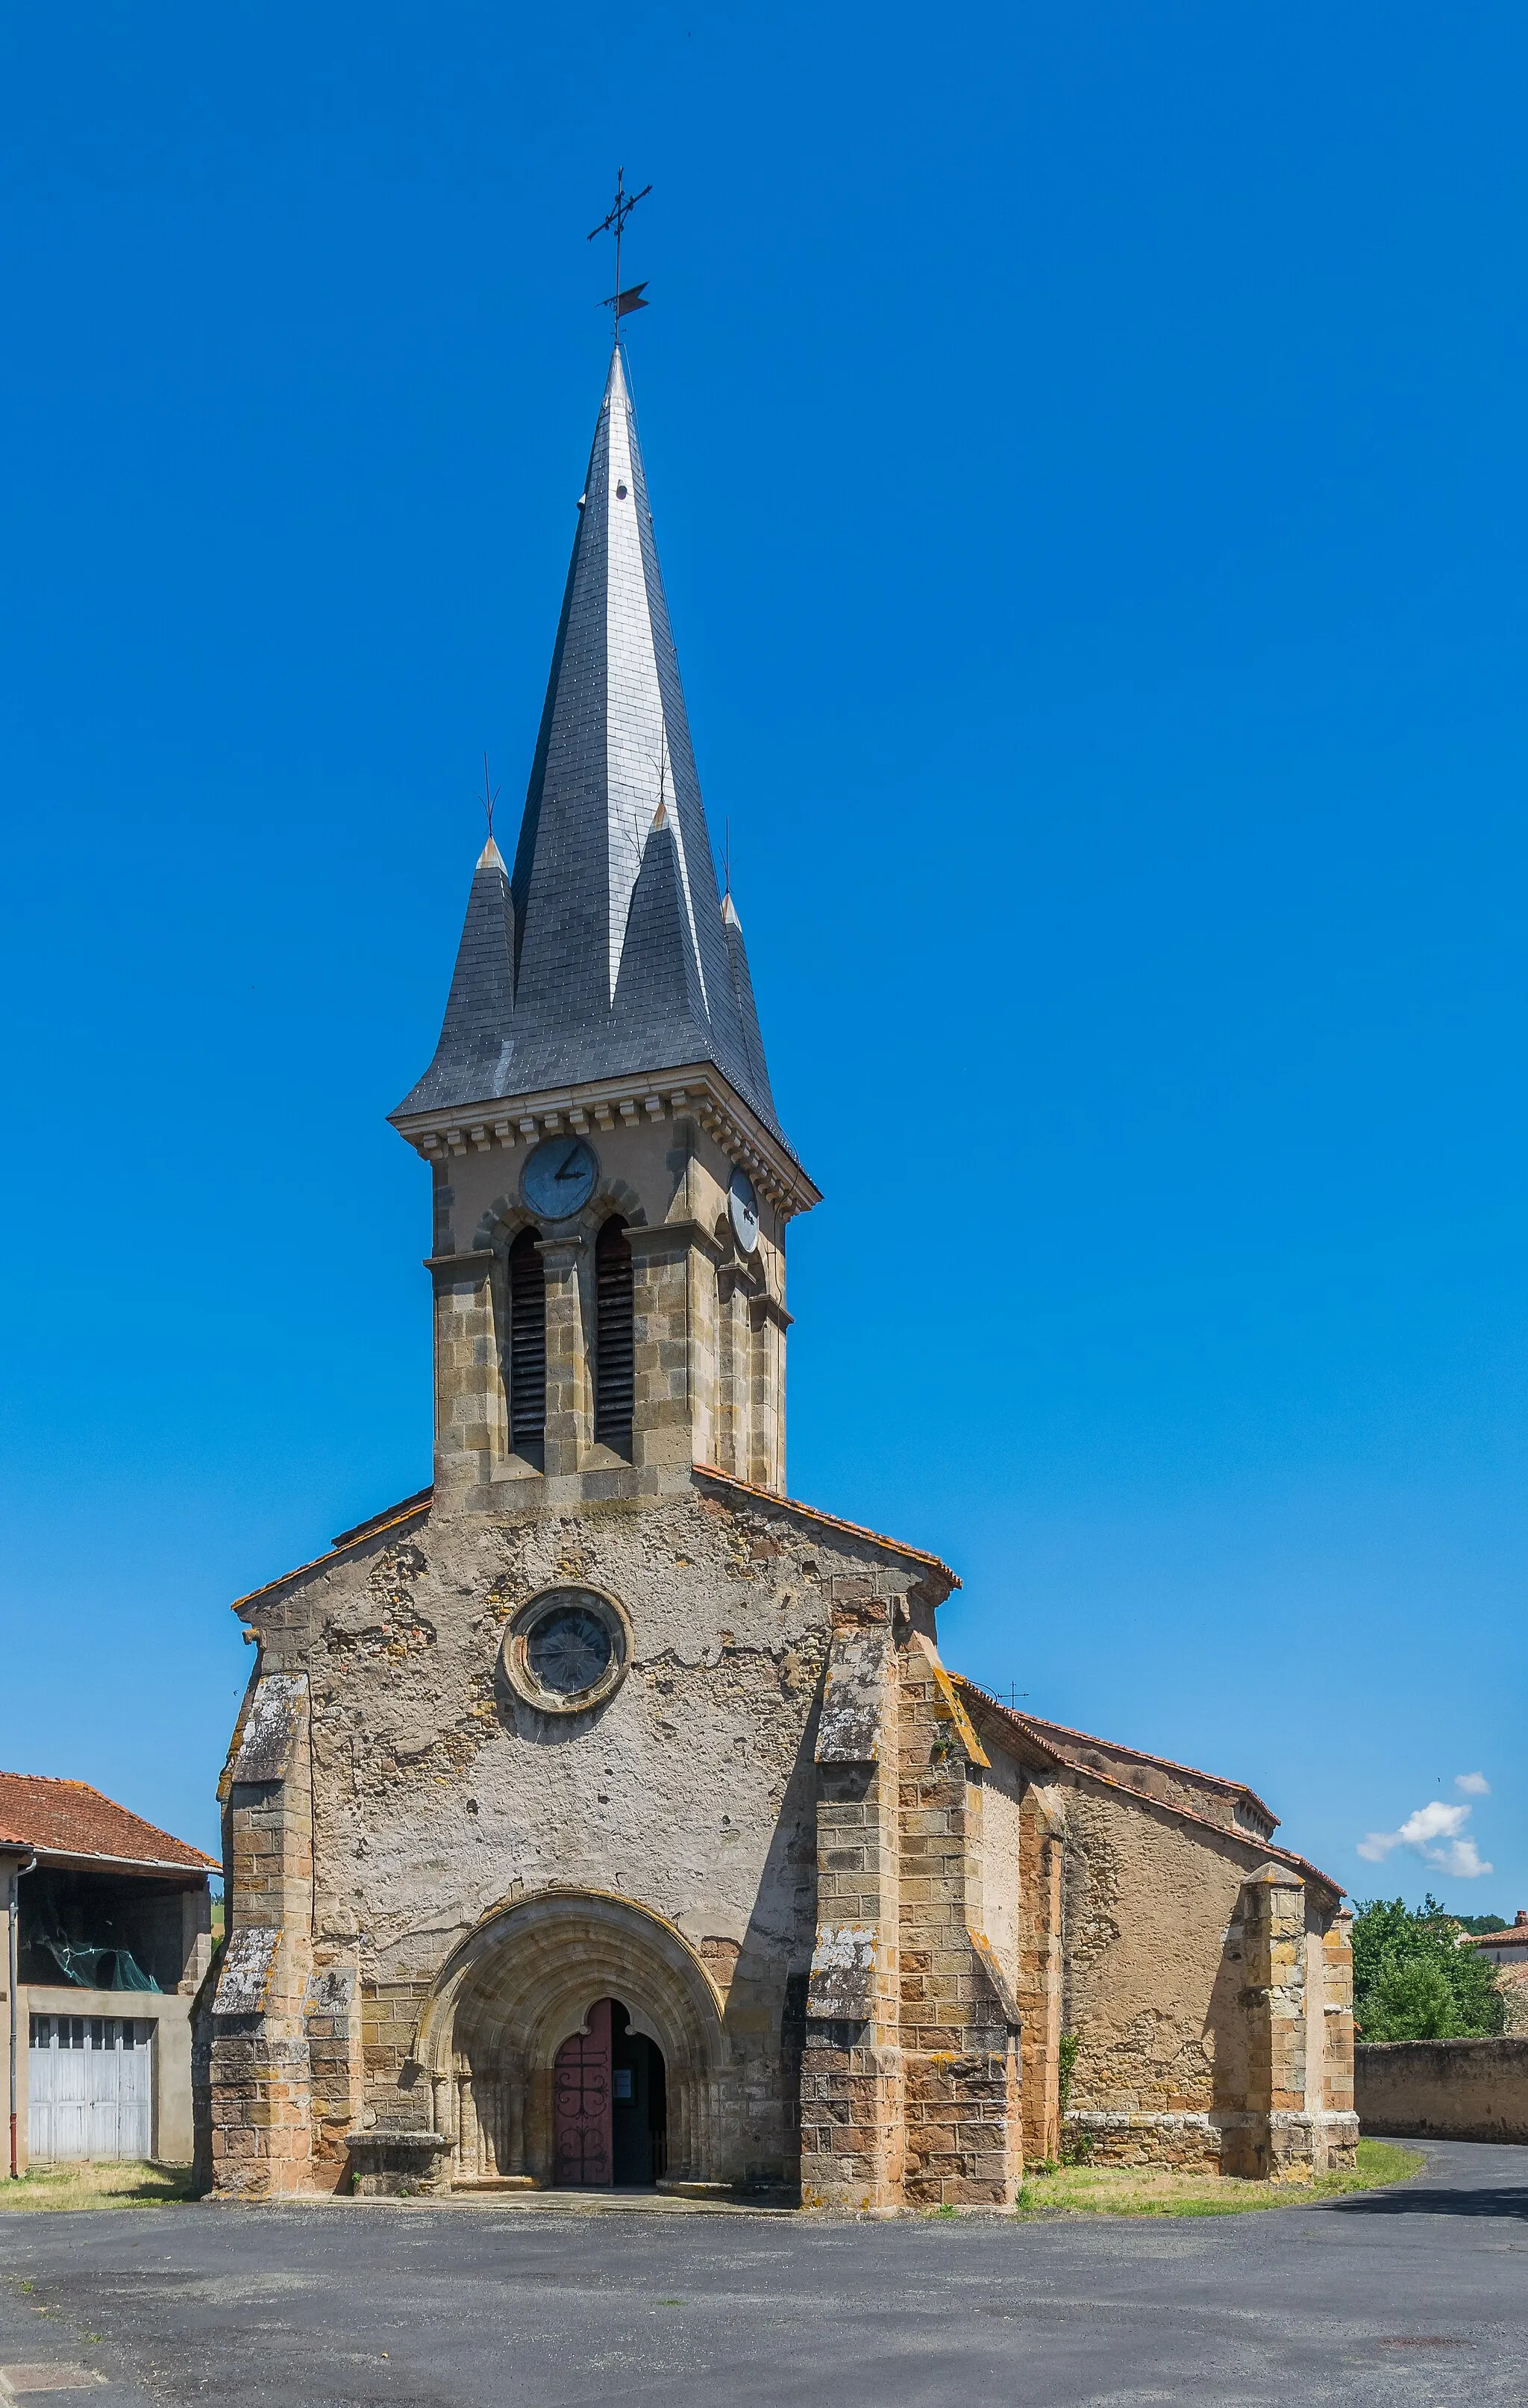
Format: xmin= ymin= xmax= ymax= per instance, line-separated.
xmin=0 ymin=1774 xmax=216 ymax=1875
xmin=1462 ymin=1913 xmax=1528 ymax=1952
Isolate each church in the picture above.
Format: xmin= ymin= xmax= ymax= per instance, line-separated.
xmin=201 ymin=340 xmax=1357 ymax=2208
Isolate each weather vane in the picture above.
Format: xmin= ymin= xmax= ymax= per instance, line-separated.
xmin=480 ymin=752 xmax=501 ymax=848
xmin=588 ymin=166 xmax=652 ymax=346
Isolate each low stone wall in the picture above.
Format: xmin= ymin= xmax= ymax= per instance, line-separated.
xmin=1356 ymin=2038 xmax=1528 ymax=2144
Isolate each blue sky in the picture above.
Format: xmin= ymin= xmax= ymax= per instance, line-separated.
xmin=1 ymin=4 xmax=1524 ymax=1910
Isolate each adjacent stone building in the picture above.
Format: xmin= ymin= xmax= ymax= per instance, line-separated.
xmin=1459 ymin=1914 xmax=1528 ymax=2033
xmin=2 ymin=1774 xmax=214 ymax=2172
xmin=202 ymin=343 xmax=1356 ymax=2206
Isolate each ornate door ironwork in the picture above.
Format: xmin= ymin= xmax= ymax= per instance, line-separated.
xmin=553 ymin=1998 xmax=613 ymax=2186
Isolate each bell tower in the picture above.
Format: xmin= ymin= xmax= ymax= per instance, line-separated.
xmin=389 ymin=348 xmax=818 ymax=1509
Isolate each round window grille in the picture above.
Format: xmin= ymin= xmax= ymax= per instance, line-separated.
xmin=527 ymin=1605 xmax=611 ymax=1694
xmin=502 ymin=1586 xmax=630 ymax=1715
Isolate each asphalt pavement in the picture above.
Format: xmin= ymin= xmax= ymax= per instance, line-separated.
xmin=2 ymin=2137 xmax=1526 ymax=2407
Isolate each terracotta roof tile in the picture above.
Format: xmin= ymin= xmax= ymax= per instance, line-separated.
xmin=983 ymin=1699 xmax=1278 ymax=1827
xmin=330 ymin=1488 xmax=434 ymax=1551
xmin=954 ymin=1680 xmax=1344 ymax=1903
xmin=231 ymin=1492 xmax=434 ymax=1616
xmin=0 ymin=1773 xmax=216 ymax=1873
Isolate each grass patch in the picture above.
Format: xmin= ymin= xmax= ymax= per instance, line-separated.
xmin=1012 ymin=2138 xmax=1424 ymax=2219
xmin=0 ymin=2161 xmax=195 ymax=2211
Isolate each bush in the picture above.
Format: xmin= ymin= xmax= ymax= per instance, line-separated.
xmin=1056 ymin=2032 xmax=1094 ymax=2163
xmin=1352 ymin=1894 xmax=1505 ymax=2041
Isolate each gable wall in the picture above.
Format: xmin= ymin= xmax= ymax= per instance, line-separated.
xmin=234 ymin=1480 xmax=939 ymax=2189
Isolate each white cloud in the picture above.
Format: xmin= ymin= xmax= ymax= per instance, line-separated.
xmin=1455 ymin=1771 xmax=1491 ymax=1797
xmin=1356 ymin=1797 xmax=1493 ymax=1878
xmin=1440 ymin=1838 xmax=1493 ymax=1879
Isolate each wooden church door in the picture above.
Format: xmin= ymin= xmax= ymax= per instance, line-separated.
xmin=553 ymin=1998 xmax=613 ymax=2186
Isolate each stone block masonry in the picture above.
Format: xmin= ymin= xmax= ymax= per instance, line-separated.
xmin=1357 ymin=2038 xmax=1528 ymax=2145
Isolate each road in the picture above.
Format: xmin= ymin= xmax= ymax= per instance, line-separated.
xmin=1 ymin=2138 xmax=1526 ymax=2405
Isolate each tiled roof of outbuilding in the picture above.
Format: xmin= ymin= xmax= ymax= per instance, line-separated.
xmin=1461 ymin=1916 xmax=1528 ymax=1950
xmin=0 ymin=1772 xmax=216 ymax=1873
xmin=393 ymin=348 xmax=788 ymax=1151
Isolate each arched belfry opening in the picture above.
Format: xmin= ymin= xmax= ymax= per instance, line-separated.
xmin=414 ymin=1892 xmax=723 ymax=2193
xmin=594 ymin=1214 xmax=634 ymax=1458
xmin=507 ymin=1227 xmax=546 ymax=1466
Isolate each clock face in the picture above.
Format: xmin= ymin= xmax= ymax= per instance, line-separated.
xmin=522 ymin=1136 xmax=599 ymax=1220
xmin=729 ymin=1166 xmax=760 ymax=1254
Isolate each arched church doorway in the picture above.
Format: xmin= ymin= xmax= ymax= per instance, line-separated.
xmin=416 ymin=1890 xmax=721 ymax=2190
xmin=554 ymin=1998 xmax=667 ymax=2187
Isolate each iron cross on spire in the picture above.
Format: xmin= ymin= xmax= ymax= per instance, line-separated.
xmin=588 ymin=166 xmax=652 ymax=345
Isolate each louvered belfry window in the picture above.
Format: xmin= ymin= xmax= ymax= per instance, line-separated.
xmin=595 ymin=1214 xmax=635 ymax=1459
xmin=507 ymin=1228 xmax=546 ymax=1460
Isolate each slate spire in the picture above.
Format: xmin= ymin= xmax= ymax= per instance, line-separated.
xmin=395 ymin=346 xmax=784 ymax=1145
xmin=398 ymin=835 xmax=517 ymax=1114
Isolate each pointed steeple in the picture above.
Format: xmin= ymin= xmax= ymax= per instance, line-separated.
xmin=398 ymin=835 xmax=518 ymax=1113
xmin=395 ymin=347 xmax=788 ymax=1148
xmin=720 ymin=889 xmax=777 ymax=1123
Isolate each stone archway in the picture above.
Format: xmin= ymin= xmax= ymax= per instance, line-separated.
xmin=414 ymin=1888 xmax=727 ymax=2189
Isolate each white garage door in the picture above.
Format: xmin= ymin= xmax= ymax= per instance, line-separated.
xmin=28 ymin=2015 xmax=154 ymax=2161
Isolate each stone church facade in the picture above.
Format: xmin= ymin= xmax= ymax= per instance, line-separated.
xmin=201 ymin=347 xmax=1357 ymax=2207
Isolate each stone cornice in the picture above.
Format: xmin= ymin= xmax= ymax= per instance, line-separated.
xmin=390 ymin=1062 xmax=821 ymax=1222
xmin=624 ymin=1216 xmax=724 ymax=1264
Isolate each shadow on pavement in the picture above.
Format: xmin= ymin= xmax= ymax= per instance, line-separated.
xmin=1327 ymin=2184 xmax=1528 ymax=2219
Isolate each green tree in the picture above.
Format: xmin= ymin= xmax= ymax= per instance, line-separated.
xmin=1351 ymin=1894 xmax=1505 ymax=2041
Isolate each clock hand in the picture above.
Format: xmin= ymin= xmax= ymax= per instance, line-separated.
xmin=555 ymin=1144 xmax=584 ymax=1182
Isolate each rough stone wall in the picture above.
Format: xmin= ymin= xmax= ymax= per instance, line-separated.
xmin=1356 ymin=2036 xmax=1528 ymax=2143
xmin=208 ymin=1689 xmax=316 ymax=2197
xmin=630 ymin=1230 xmax=692 ymax=1475
xmin=1056 ymin=1780 xmax=1354 ymax=2176
xmin=431 ymin=1252 xmax=501 ymax=1495
xmin=216 ymin=1475 xmax=942 ymax=2198
xmin=895 ymin=1636 xmax=1021 ymax=2210
xmin=305 ymin=1963 xmax=363 ymax=2182
xmin=1059 ymin=1779 xmax=1222 ymax=2166
xmin=1228 ymin=1868 xmax=1308 ymax=2179
xmin=1016 ymin=1788 xmax=1064 ymax=2163
xmin=977 ymin=1749 xmax=1022 ymax=1985
xmin=1318 ymin=1909 xmax=1356 ymax=2139
xmin=798 ymin=1615 xmax=904 ymax=2210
